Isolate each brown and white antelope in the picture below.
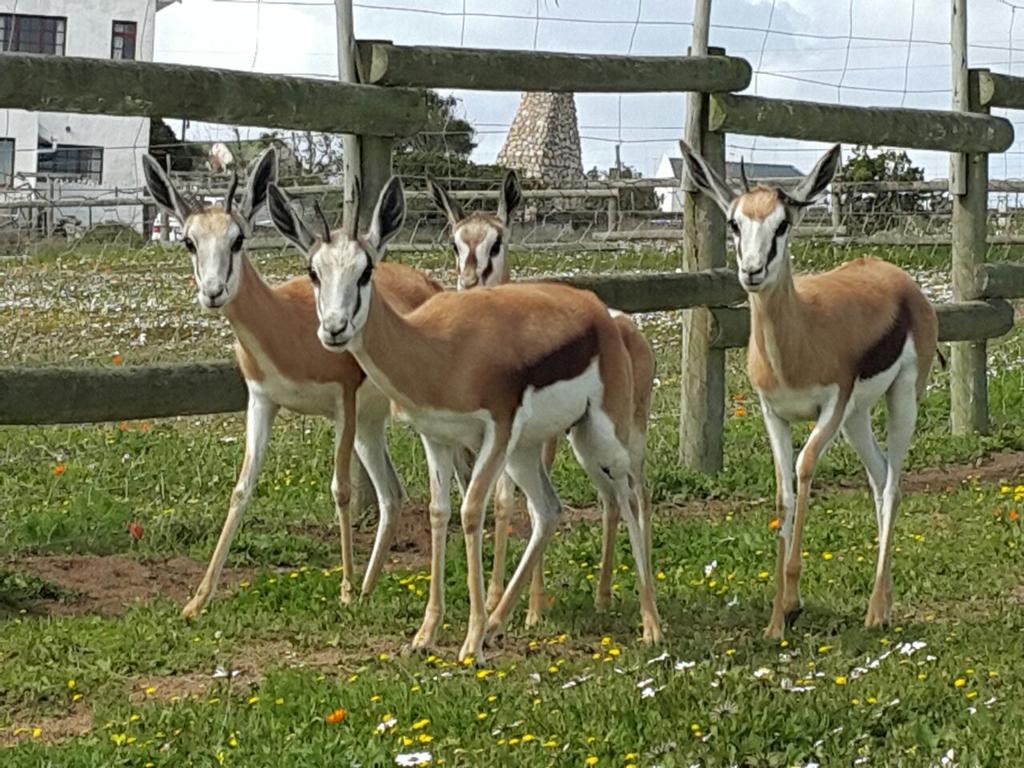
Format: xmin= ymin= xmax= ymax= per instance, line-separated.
xmin=268 ymin=177 xmax=662 ymax=661
xmin=427 ymin=171 xmax=657 ymax=624
xmin=679 ymin=141 xmax=939 ymax=637
xmin=142 ymin=149 xmax=442 ymax=617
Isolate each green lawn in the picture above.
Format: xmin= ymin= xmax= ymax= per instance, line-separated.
xmin=2 ymin=242 xmax=1024 ymax=766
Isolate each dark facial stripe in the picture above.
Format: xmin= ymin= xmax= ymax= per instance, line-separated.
xmin=352 ymin=259 xmax=374 ymax=319
xmin=857 ymin=297 xmax=912 ymax=379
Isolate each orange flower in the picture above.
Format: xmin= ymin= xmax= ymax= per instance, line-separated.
xmin=111 ymin=353 xmax=124 ymax=365
xmin=768 ymin=517 xmax=781 ymax=531
xmin=52 ymin=463 xmax=67 ymax=476
xmin=733 ymin=406 xmax=748 ymax=418
xmin=140 ymin=422 xmax=153 ymax=433
xmin=118 ymin=421 xmax=130 ymax=431
xmin=127 ymin=521 xmax=144 ymax=540
xmin=1009 ymin=510 xmax=1020 ymax=522
xmin=324 ymin=708 xmax=347 ymax=724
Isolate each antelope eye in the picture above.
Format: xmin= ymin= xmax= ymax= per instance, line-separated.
xmin=183 ymin=237 xmax=196 ymax=254
xmin=308 ymin=267 xmax=319 ymax=285
xmin=776 ymin=220 xmax=790 ymax=238
xmin=728 ymin=219 xmax=740 ymax=235
xmin=231 ymin=234 xmax=245 ymax=253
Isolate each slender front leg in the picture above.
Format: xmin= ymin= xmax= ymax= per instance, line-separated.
xmin=459 ymin=424 xmax=510 ymax=663
xmin=594 ymin=495 xmax=618 ymax=612
xmin=760 ymin=400 xmax=794 ymax=639
xmin=333 ymin=390 xmax=358 ymax=605
xmin=408 ymin=437 xmax=455 ymax=651
xmin=525 ymin=436 xmax=560 ymax=623
xmin=486 ymin=473 xmax=516 ymax=613
xmin=780 ymin=391 xmax=848 ymax=633
xmin=183 ymin=389 xmax=278 ymax=618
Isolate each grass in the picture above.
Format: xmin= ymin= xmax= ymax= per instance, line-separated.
xmin=1 ymin=240 xmax=1024 ymax=766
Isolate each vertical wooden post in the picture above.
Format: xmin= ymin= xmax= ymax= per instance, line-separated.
xmin=160 ymin=154 xmax=171 ymax=243
xmin=606 ymin=193 xmax=618 ymax=233
xmin=46 ymin=177 xmax=55 ymax=237
xmin=335 ymin=0 xmax=362 ymax=236
xmin=679 ymin=0 xmax=726 ymax=473
xmin=356 ymin=135 xmax=393 ymax=232
xmin=950 ymin=0 xmax=989 ymax=434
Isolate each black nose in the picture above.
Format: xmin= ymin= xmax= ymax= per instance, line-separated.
xmin=329 ymin=319 xmax=349 ymax=336
xmin=744 ymin=268 xmax=764 ymax=283
xmin=208 ymin=286 xmax=226 ymax=300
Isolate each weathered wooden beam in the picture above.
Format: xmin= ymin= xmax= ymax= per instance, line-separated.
xmin=975 ymin=69 xmax=1024 ymax=110
xmin=0 ymin=54 xmax=428 ymax=137
xmin=708 ymin=93 xmax=1014 ymax=153
xmin=0 ymin=363 xmax=246 ymax=425
xmin=355 ymin=40 xmax=752 ymax=93
xmin=525 ymin=269 xmax=747 ymax=312
xmin=709 ymin=300 xmax=1015 ymax=350
xmin=975 ymin=262 xmax=1024 ymax=300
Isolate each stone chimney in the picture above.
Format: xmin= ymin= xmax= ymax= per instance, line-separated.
xmin=496 ymin=92 xmax=584 ymax=186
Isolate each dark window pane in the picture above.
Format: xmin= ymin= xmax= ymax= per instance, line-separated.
xmin=3 ymin=15 xmax=66 ymax=56
xmin=111 ymin=21 xmax=137 ymax=60
xmin=38 ymin=145 xmax=103 ymax=183
xmin=0 ymin=138 xmax=14 ymax=186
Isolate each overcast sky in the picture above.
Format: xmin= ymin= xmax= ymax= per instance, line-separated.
xmin=154 ymin=0 xmax=1024 ymax=179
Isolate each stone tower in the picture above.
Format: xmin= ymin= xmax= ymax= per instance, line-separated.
xmin=497 ymin=92 xmax=584 ymax=186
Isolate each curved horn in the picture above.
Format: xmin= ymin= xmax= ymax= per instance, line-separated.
xmin=347 ymin=176 xmax=362 ymax=237
xmin=739 ymin=157 xmax=751 ymax=193
xmin=225 ymin=171 xmax=240 ymax=213
xmin=313 ymin=199 xmax=332 ymax=244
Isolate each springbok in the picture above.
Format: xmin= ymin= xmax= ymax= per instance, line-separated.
xmin=427 ymin=171 xmax=656 ymax=624
xmin=268 ymin=177 xmax=662 ymax=661
xmin=142 ymin=149 xmax=442 ymax=617
xmin=679 ymin=140 xmax=939 ymax=637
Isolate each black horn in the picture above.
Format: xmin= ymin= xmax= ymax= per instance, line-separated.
xmin=313 ymin=199 xmax=333 ymax=244
xmin=225 ymin=170 xmax=240 ymax=213
xmin=739 ymin=157 xmax=751 ymax=193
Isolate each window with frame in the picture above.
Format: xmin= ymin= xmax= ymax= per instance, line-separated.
xmin=0 ymin=139 xmax=14 ymax=187
xmin=111 ymin=21 xmax=137 ymax=60
xmin=0 ymin=14 xmax=67 ymax=56
xmin=38 ymin=144 xmax=103 ymax=184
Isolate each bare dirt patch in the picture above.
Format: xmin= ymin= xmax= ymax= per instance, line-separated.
xmin=900 ymin=450 xmax=1024 ymax=494
xmin=1 ymin=704 xmax=92 ymax=747
xmin=8 ymin=555 xmax=252 ymax=617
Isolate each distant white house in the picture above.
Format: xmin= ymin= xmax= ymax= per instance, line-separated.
xmin=653 ymin=154 xmax=805 ymax=214
xmin=0 ymin=0 xmax=178 ymax=229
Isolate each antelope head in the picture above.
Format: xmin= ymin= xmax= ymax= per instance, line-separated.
xmin=267 ymin=177 xmax=404 ymax=350
xmin=143 ymin=148 xmax=277 ymax=309
xmin=678 ymin=141 xmax=840 ymax=293
xmin=427 ymin=170 xmax=521 ymax=290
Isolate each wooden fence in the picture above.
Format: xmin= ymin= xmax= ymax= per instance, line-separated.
xmin=2 ymin=0 xmax=1023 ymax=475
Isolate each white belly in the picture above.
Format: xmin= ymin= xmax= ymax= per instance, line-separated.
xmin=512 ymin=359 xmax=603 ymax=448
xmin=250 ymin=370 xmax=343 ymax=418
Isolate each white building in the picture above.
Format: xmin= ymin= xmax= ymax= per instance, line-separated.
xmin=653 ymin=154 xmax=805 ymax=214
xmin=0 ymin=0 xmax=177 ymax=230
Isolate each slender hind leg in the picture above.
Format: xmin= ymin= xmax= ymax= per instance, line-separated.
xmin=408 ymin=437 xmax=455 ymax=651
xmin=487 ymin=473 xmax=516 ymax=613
xmin=866 ymin=370 xmax=917 ymax=627
xmin=568 ymin=413 xmax=662 ymax=644
xmin=842 ymin=407 xmax=888 ymax=530
xmin=525 ymin=436 xmax=560 ymax=624
xmin=183 ymin=390 xmax=278 ymax=618
xmin=332 ymin=396 xmax=358 ymax=604
xmin=485 ymin=444 xmax=562 ymax=642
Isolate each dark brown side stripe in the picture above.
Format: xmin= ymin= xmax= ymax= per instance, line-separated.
xmin=514 ymin=324 xmax=599 ymax=396
xmin=857 ymin=297 xmax=911 ymax=379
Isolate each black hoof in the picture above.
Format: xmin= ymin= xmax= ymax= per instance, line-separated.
xmin=784 ymin=606 xmax=803 ymax=628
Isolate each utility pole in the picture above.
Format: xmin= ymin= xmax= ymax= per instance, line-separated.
xmin=335 ymin=0 xmax=361 ymax=234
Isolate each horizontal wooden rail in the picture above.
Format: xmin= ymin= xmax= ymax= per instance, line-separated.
xmin=355 ymin=40 xmax=752 ymax=93
xmin=975 ymin=69 xmax=1024 ymax=110
xmin=0 ymin=54 xmax=428 ymax=137
xmin=708 ymin=299 xmax=1015 ymax=350
xmin=709 ymin=94 xmax=1014 ymax=153
xmin=975 ymin=262 xmax=1024 ymax=299
xmin=2 ymin=298 xmax=1011 ymax=426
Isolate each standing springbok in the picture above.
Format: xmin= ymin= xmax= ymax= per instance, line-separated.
xmin=679 ymin=141 xmax=938 ymax=637
xmin=142 ymin=150 xmax=442 ymax=617
xmin=268 ymin=177 xmax=662 ymax=661
xmin=427 ymin=171 xmax=657 ymax=625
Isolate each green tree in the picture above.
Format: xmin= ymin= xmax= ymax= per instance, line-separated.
xmin=148 ymin=119 xmax=205 ymax=172
xmin=835 ymin=145 xmax=928 ymax=235
xmin=395 ymin=91 xmax=477 ymax=159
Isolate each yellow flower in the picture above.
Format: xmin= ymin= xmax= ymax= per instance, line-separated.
xmin=954 ymin=678 xmax=967 ymax=688
xmin=67 ymin=679 xmax=76 ymax=689
xmin=418 ymin=734 xmax=433 ymax=743
xmin=585 ymin=757 xmax=599 ymax=766
xmin=656 ymin=571 xmax=666 ymax=581
xmin=966 ymin=691 xmax=978 ymax=700
xmin=370 ymin=694 xmax=382 ymax=702
xmin=248 ymin=696 xmax=259 ymax=704
xmin=851 ymin=698 xmax=861 ymax=705
xmin=625 ymin=754 xmax=638 ymax=761
xmin=477 ymin=669 xmax=493 ymax=679
xmin=543 ymin=740 xmax=558 ymax=748
xmin=822 ymin=552 xmax=833 ymax=561
xmin=866 ymin=696 xmax=877 ymax=704
xmin=476 ymin=712 xmax=487 ymax=720
xmin=601 ymin=636 xmax=612 ymax=646
xmin=32 ymin=727 xmax=42 ymax=738
xmin=378 ymin=652 xmax=390 ymax=661
xmin=522 ymin=734 xmax=535 ymax=743
xmin=401 ymin=736 xmax=414 ymax=747
xmin=145 ymin=686 xmax=157 ymax=696
xmin=834 ymin=676 xmax=848 ymax=686
xmin=275 ymin=698 xmax=285 ymax=705
xmin=412 ymin=718 xmax=431 ymax=730
xmin=216 ymin=751 xmax=225 ymax=765
xmin=548 ymin=666 xmax=559 ymax=674
xmin=228 ymin=736 xmax=239 ymax=747
xmin=71 ymin=693 xmax=82 ymax=702
xmin=608 ymin=648 xmax=621 ymax=657
xmin=129 ymin=714 xmax=140 ymax=722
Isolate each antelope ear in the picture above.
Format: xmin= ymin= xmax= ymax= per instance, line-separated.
xmin=678 ymin=139 xmax=735 ymax=214
xmin=789 ymin=144 xmax=841 ymax=204
xmin=426 ymin=175 xmax=464 ymax=228
xmin=240 ymin=147 xmax=278 ymax=223
xmin=142 ymin=154 xmax=193 ymax=223
xmin=267 ymin=183 xmax=316 ymax=255
xmin=497 ymin=170 xmax=522 ymax=226
xmin=366 ymin=176 xmax=405 ymax=259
